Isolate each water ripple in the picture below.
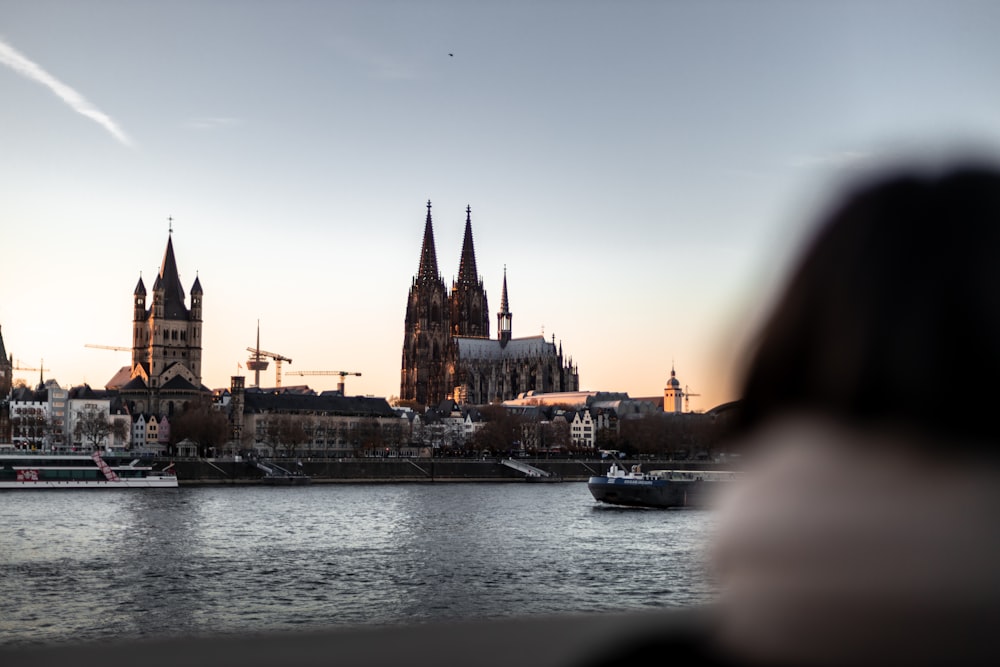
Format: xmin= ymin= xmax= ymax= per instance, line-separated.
xmin=0 ymin=483 xmax=718 ymax=646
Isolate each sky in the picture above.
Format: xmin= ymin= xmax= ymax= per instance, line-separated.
xmin=3 ymin=0 xmax=1000 ymax=411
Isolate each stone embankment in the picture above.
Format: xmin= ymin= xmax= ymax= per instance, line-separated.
xmin=158 ymin=457 xmax=736 ymax=486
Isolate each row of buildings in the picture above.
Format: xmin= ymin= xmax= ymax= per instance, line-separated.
xmin=1 ymin=204 xmax=706 ymax=455
xmin=0 ymin=371 xmax=670 ymax=456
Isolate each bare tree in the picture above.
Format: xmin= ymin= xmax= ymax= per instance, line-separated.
xmin=171 ymin=398 xmax=230 ymax=456
xmin=264 ymin=414 xmax=309 ymax=458
xmin=472 ymin=405 xmax=525 ymax=455
xmin=74 ymin=407 xmax=113 ymax=450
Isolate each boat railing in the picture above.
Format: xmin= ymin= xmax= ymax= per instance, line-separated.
xmin=649 ymin=470 xmax=743 ymax=482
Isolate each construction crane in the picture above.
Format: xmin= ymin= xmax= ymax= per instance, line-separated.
xmin=684 ymin=385 xmax=701 ymax=413
xmin=85 ymin=344 xmax=130 ymax=352
xmin=13 ymin=359 xmax=50 ymax=386
xmin=246 ymin=347 xmax=292 ymax=388
xmin=285 ymin=370 xmax=361 ymax=395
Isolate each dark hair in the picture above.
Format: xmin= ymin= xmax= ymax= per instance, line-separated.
xmin=736 ymin=164 xmax=1000 ymax=449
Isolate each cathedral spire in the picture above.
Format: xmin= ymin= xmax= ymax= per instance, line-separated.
xmin=416 ymin=200 xmax=441 ymax=284
xmin=456 ymin=205 xmax=479 ymax=286
xmin=499 ymin=265 xmax=510 ymax=312
xmin=498 ymin=266 xmax=512 ymax=345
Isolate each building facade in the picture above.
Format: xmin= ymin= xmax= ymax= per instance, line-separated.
xmin=228 ymin=378 xmax=402 ymax=457
xmin=400 ymin=202 xmax=578 ymax=407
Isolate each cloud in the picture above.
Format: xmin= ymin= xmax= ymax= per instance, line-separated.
xmin=0 ymin=37 xmax=132 ymax=147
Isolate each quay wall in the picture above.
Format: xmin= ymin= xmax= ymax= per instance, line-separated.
xmin=160 ymin=458 xmax=735 ymax=486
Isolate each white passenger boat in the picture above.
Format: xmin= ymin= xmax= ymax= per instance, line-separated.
xmin=0 ymin=450 xmax=178 ymax=489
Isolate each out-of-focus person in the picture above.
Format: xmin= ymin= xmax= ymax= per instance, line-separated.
xmin=711 ymin=163 xmax=1000 ymax=666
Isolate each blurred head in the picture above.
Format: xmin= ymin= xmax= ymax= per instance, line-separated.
xmin=713 ymin=162 xmax=1000 ymax=666
xmin=736 ymin=164 xmax=1000 ymax=456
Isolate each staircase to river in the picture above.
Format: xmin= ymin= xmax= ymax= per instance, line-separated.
xmin=500 ymin=458 xmax=553 ymax=479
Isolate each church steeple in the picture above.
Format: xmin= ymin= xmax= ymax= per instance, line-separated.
xmin=450 ymin=205 xmax=490 ymax=338
xmin=498 ymin=266 xmax=512 ymax=345
xmin=456 ymin=205 xmax=478 ymax=286
xmin=158 ymin=234 xmax=188 ymax=319
xmin=416 ymin=200 xmax=441 ymax=285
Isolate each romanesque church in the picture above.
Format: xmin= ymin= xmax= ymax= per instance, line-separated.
xmin=400 ymin=202 xmax=578 ymax=406
xmin=114 ymin=231 xmax=210 ymax=415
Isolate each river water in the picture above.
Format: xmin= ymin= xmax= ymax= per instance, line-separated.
xmin=0 ymin=482 xmax=719 ymax=647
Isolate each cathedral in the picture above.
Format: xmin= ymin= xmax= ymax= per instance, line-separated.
xmin=400 ymin=202 xmax=578 ymax=406
xmin=116 ymin=231 xmax=209 ymax=415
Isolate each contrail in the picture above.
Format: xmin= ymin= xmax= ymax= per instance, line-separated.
xmin=0 ymin=37 xmax=132 ymax=147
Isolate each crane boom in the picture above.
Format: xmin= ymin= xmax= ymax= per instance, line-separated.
xmin=13 ymin=358 xmax=50 ymax=385
xmin=246 ymin=347 xmax=292 ymax=362
xmin=13 ymin=361 xmax=50 ymax=371
xmin=285 ymin=370 xmax=362 ymax=394
xmin=246 ymin=347 xmax=292 ymax=388
xmin=683 ymin=385 xmax=701 ymax=412
xmin=85 ymin=344 xmax=130 ymax=352
xmin=286 ymin=371 xmax=361 ymax=377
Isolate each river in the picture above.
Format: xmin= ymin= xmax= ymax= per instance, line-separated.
xmin=0 ymin=482 xmax=719 ymax=647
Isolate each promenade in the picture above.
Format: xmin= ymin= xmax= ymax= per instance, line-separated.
xmin=159 ymin=456 xmax=736 ymax=485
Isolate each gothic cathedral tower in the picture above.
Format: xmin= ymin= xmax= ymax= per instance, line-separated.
xmin=400 ymin=202 xmax=451 ymax=406
xmin=449 ymin=206 xmax=490 ymax=338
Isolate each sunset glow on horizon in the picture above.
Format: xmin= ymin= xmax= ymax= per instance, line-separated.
xmin=4 ymin=1 xmax=1000 ymax=410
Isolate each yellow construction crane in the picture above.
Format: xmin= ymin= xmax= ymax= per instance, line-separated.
xmin=285 ymin=370 xmax=361 ymax=395
xmin=85 ymin=344 xmax=130 ymax=352
xmin=13 ymin=359 xmax=50 ymax=386
xmin=246 ymin=347 xmax=292 ymax=388
xmin=684 ymin=385 xmax=701 ymax=412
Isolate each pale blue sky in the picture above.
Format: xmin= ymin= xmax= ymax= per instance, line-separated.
xmin=3 ymin=1 xmax=1000 ymax=408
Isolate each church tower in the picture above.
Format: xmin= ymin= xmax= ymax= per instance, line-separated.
xmin=449 ymin=206 xmax=490 ymax=338
xmin=126 ymin=229 xmax=205 ymax=414
xmin=664 ymin=365 xmax=683 ymax=413
xmin=401 ymin=201 xmax=451 ymax=406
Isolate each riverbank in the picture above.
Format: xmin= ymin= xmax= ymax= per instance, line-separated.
xmin=160 ymin=457 xmax=736 ymax=486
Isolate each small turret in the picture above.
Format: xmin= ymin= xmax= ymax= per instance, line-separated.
xmin=190 ymin=274 xmax=203 ymax=321
xmin=151 ymin=273 xmax=164 ymax=319
xmin=133 ymin=275 xmax=147 ymax=321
